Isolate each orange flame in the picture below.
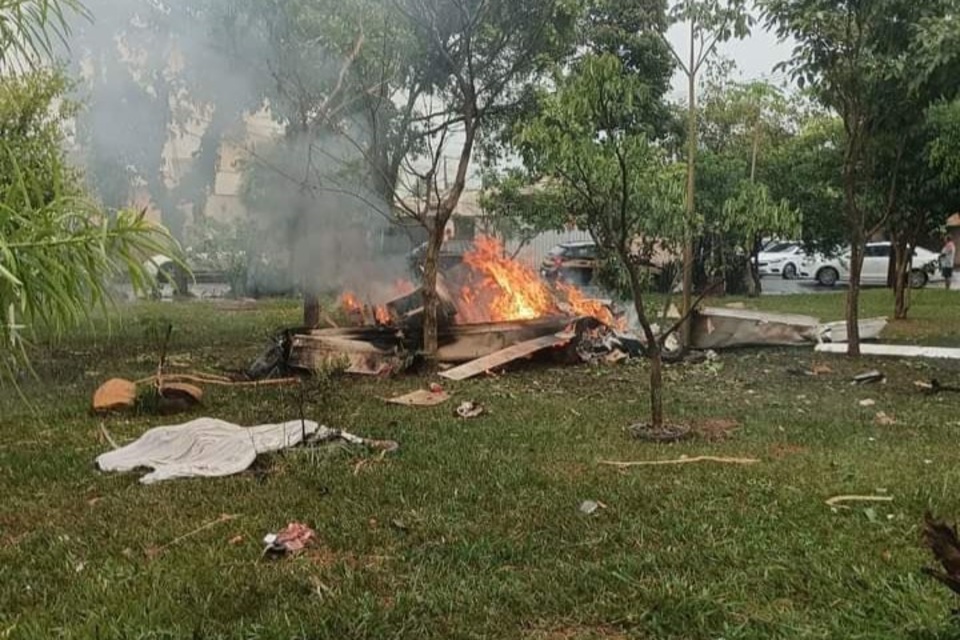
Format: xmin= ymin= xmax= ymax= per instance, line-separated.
xmin=555 ymin=281 xmax=619 ymax=328
xmin=341 ymin=280 xmax=417 ymax=326
xmin=460 ymin=236 xmax=559 ymax=322
xmin=339 ymin=239 xmax=620 ymax=329
xmin=340 ymin=292 xmax=363 ymax=314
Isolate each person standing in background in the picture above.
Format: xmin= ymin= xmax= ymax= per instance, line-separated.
xmin=941 ymin=234 xmax=956 ymax=290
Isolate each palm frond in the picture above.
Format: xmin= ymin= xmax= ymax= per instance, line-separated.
xmin=0 ymin=0 xmax=89 ymax=70
xmin=0 ymin=149 xmax=179 ymax=380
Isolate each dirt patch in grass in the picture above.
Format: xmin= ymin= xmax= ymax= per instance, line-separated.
xmin=627 ymin=418 xmax=740 ymax=443
xmin=693 ymin=418 xmax=740 ymax=441
xmin=768 ymin=443 xmax=810 ymax=459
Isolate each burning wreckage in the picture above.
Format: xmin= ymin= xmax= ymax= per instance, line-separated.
xmin=248 ymin=237 xmax=644 ymax=381
xmin=248 ymin=237 xmax=889 ymax=381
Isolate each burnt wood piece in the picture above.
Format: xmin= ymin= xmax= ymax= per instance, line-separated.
xmin=287 ymin=316 xmax=576 ymax=373
xmin=385 ymin=276 xmax=458 ymax=327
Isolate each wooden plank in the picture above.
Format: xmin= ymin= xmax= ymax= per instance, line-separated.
xmin=815 ymin=343 xmax=960 ymax=359
xmin=385 ymin=388 xmax=450 ymax=406
xmin=436 ymin=316 xmax=572 ymax=363
xmin=438 ymin=334 xmax=569 ymax=381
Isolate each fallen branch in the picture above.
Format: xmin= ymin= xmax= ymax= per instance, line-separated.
xmin=825 ymin=495 xmax=893 ymax=508
xmin=599 ymin=455 xmax=760 ymax=468
xmin=146 ymin=513 xmax=239 ymax=558
xmin=134 ymin=374 xmax=301 ymax=388
xmin=99 ymin=423 xmax=120 ymax=450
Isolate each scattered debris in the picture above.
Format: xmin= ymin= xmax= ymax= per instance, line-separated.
xmin=228 ymin=535 xmax=245 ymax=546
xmin=816 ymin=343 xmax=960 ymax=359
xmin=579 ymin=500 xmax=606 ymax=515
xmin=817 ymin=317 xmax=888 ymax=343
xmin=330 ymin=430 xmax=399 ymax=456
xmin=155 ymin=381 xmax=204 ymax=415
xmin=628 ymin=422 xmax=692 ymax=443
xmin=859 ymin=399 xmax=877 ymax=407
xmin=915 ymin=379 xmax=960 ymax=395
xmin=145 ymin=513 xmax=238 ymax=559
xmin=386 ymin=387 xmax=449 ymax=407
xmin=455 ymin=401 xmax=485 ymax=419
xmin=921 ymin=512 xmax=960 ymax=598
xmin=289 ymin=317 xmax=574 ymax=377
xmin=289 ymin=328 xmax=407 ymax=376
xmin=875 ymin=412 xmax=897 ymax=426
xmin=680 ymin=349 xmax=720 ymax=365
xmin=439 ymin=334 xmax=570 ymax=381
xmin=691 ymin=308 xmax=820 ymax=349
xmin=247 ymin=330 xmax=291 ymax=379
xmin=825 ymin=495 xmax=894 ymax=508
xmin=853 ymin=370 xmax=885 ymax=385
xmin=263 ymin=522 xmax=316 ymax=556
xmin=92 ymin=378 xmax=137 ymax=413
xmin=599 ymin=455 xmax=760 ymax=468
xmin=268 ymin=285 xmax=894 ymax=382
xmin=567 ymin=319 xmax=638 ymax=363
xmin=692 ymin=308 xmax=887 ymax=349
xmin=93 ymin=373 xmax=301 ymax=415
xmin=96 ymin=418 xmax=396 ymax=484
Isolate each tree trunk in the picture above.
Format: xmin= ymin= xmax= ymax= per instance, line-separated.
xmin=845 ymin=239 xmax=864 ymax=357
xmin=420 ymin=117 xmax=477 ymax=363
xmin=420 ymin=223 xmax=444 ymax=367
xmin=626 ymin=259 xmax=664 ymax=429
xmin=649 ymin=345 xmax=664 ymax=429
xmin=892 ymin=235 xmax=911 ymax=320
xmin=743 ymin=236 xmax=762 ymax=297
xmin=842 ymin=118 xmax=864 ymax=358
xmin=303 ymin=293 xmax=320 ymax=328
xmin=680 ymin=45 xmax=697 ymax=349
xmin=745 ymin=263 xmax=760 ymax=298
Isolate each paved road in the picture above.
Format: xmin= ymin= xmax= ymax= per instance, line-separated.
xmin=760 ymin=273 xmax=960 ymax=295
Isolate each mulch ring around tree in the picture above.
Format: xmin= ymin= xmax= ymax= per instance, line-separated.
xmin=628 ymin=418 xmax=740 ymax=443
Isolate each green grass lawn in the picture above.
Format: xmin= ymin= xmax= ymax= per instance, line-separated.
xmin=2 ymin=290 xmax=960 ymax=639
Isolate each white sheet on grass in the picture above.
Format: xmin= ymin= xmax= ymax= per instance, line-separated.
xmin=96 ymin=418 xmax=324 ymax=484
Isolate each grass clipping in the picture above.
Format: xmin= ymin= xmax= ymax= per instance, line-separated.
xmin=600 ymin=455 xmax=760 ymax=468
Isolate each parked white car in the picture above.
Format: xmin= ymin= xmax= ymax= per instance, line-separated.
xmin=799 ymin=241 xmax=942 ymax=288
xmin=757 ymin=241 xmax=805 ymax=279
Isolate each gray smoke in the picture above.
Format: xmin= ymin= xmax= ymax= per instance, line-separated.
xmin=63 ymin=0 xmax=413 ymax=299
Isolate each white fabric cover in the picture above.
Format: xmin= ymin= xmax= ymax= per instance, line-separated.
xmin=96 ymin=418 xmax=322 ymax=484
